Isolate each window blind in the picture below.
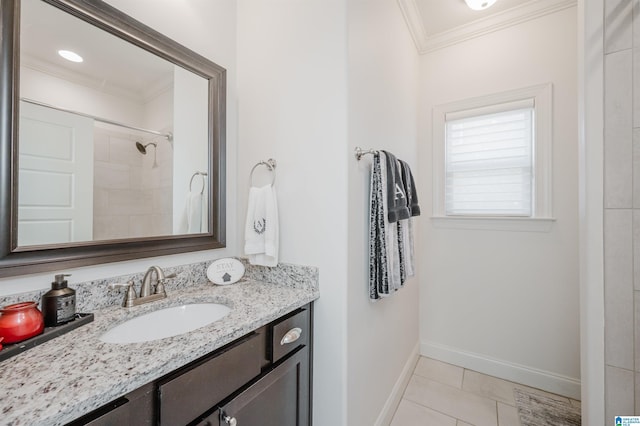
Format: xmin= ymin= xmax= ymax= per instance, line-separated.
xmin=445 ymin=107 xmax=534 ymax=216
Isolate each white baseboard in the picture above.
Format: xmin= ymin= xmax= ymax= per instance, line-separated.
xmin=374 ymin=342 xmax=420 ymax=426
xmin=421 ymin=341 xmax=581 ymax=400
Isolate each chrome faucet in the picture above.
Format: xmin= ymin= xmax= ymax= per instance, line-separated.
xmin=109 ymin=266 xmax=176 ymax=308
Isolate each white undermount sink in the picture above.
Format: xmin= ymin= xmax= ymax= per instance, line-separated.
xmin=99 ymin=303 xmax=231 ymax=344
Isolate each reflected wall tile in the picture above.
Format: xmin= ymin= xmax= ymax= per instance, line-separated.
xmin=636 ymin=291 xmax=640 ymax=371
xmin=636 ymin=371 xmax=640 ymax=414
xmin=93 ymin=215 xmax=129 ymax=240
xmin=605 ymin=50 xmax=633 ymax=208
xmin=634 ymin=50 xmax=640 ymax=128
xmin=93 ymin=132 xmax=109 ymax=161
xmin=94 ymin=162 xmax=130 ymax=190
xmin=634 ymin=130 xmax=640 ymax=207
xmin=605 ymin=366 xmax=634 ymax=419
xmin=634 ymin=0 xmax=640 ymax=48
xmin=129 ymin=215 xmax=154 ymax=238
xmin=605 ymin=209 xmax=634 ymax=369
xmin=605 ymin=0 xmax=633 ymax=53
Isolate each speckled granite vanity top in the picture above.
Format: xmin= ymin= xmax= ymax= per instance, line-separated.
xmin=0 ymin=261 xmax=319 ymax=426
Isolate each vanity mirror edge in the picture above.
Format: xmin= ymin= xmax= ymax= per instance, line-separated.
xmin=0 ymin=0 xmax=227 ymax=278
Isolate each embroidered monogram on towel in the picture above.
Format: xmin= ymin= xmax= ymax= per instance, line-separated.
xmin=244 ymin=184 xmax=279 ymax=267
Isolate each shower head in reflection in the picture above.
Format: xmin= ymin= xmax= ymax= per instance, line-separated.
xmin=135 ymin=142 xmax=158 ymax=169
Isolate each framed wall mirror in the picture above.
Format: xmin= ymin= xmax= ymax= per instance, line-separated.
xmin=0 ymin=0 xmax=226 ymax=277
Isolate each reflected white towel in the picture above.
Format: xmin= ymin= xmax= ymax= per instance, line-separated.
xmin=244 ymin=185 xmax=279 ymax=267
xmin=186 ymin=192 xmax=203 ymax=233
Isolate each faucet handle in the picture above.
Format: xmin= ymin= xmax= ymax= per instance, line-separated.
xmin=108 ymin=280 xmax=137 ymax=308
xmin=154 ymin=272 xmax=176 ymax=296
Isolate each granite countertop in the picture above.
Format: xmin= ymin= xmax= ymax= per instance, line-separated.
xmin=0 ymin=277 xmax=319 ymax=426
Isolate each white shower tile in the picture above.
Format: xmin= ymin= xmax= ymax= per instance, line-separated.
xmin=634 ymin=130 xmax=640 ymax=207
xmin=108 ymin=189 xmax=154 ymax=215
xmin=93 ymin=133 xmax=109 ymax=161
xmin=634 ymin=0 xmax=640 ymax=48
xmin=93 ymin=215 xmax=129 ymax=240
xmin=109 ymin=136 xmax=142 ymax=167
xmin=605 ymin=366 xmax=634 ymax=419
xmin=605 ymin=209 xmax=634 ymax=370
xmin=636 ymin=291 xmax=640 ymax=371
xmin=605 ymin=0 xmax=633 ymax=53
xmin=636 ymin=371 xmax=640 ymax=414
xmin=634 ymin=51 xmax=640 ymax=129
xmin=634 ymin=212 xmax=640 ymax=290
xmin=605 ymin=50 xmax=633 ymax=208
xmin=152 ymin=214 xmax=172 ymax=236
xmin=129 ymin=215 xmax=154 ymax=238
xmin=94 ymin=161 xmax=130 ymax=190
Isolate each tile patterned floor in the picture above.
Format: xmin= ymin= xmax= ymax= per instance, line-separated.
xmin=390 ymin=357 xmax=582 ymax=426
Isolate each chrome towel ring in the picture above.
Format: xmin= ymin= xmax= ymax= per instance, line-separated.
xmin=189 ymin=171 xmax=207 ymax=194
xmin=250 ymin=159 xmax=277 ymax=186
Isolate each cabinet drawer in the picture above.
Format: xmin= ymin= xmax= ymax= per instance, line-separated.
xmin=67 ymin=383 xmax=154 ymax=426
xmin=194 ymin=409 xmax=220 ymax=426
xmin=158 ymin=333 xmax=262 ymax=425
xmin=271 ymin=308 xmax=309 ymax=363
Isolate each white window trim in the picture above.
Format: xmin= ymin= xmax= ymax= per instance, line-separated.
xmin=432 ymin=83 xmax=555 ymax=232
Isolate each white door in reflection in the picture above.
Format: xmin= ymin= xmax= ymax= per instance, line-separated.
xmin=18 ymin=102 xmax=94 ymax=246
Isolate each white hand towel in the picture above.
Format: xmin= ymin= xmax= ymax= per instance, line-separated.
xmin=244 ymin=184 xmax=279 ymax=267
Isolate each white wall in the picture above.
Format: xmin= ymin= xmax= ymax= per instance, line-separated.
xmin=418 ymin=8 xmax=580 ymax=398
xmin=0 ymin=0 xmax=238 ymax=295
xmin=346 ymin=1 xmax=420 ymax=425
xmin=237 ymin=1 xmax=349 ymax=424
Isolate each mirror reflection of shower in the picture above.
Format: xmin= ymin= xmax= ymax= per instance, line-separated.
xmin=136 ymin=141 xmax=158 ymax=169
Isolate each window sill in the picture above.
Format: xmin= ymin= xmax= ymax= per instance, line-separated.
xmin=430 ymin=216 xmax=556 ymax=232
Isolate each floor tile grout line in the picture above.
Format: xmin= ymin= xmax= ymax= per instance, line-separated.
xmin=398 ymin=396 xmax=461 ymax=424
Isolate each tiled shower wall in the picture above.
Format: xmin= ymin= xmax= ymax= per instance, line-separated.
xmin=603 ymin=0 xmax=640 ymax=418
xmin=93 ymin=127 xmax=173 ymax=240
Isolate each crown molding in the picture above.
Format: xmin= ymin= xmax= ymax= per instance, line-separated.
xmin=397 ymin=0 xmax=429 ymax=53
xmin=398 ymin=0 xmax=577 ymax=55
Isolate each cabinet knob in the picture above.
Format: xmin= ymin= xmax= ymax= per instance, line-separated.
xmin=280 ymin=327 xmax=302 ymax=345
xmin=222 ymin=414 xmax=237 ymax=426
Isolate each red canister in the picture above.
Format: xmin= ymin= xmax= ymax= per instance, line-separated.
xmin=0 ymin=302 xmax=45 ymax=343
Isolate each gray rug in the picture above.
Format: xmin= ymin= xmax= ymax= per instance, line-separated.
xmin=514 ymin=388 xmax=581 ymax=426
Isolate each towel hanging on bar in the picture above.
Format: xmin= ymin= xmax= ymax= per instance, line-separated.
xmin=367 ymin=150 xmax=421 ymax=300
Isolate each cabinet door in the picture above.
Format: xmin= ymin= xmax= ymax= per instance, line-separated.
xmin=219 ymin=347 xmax=310 ymax=426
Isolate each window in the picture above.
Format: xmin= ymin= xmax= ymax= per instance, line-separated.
xmin=432 ymin=84 xmax=553 ymax=231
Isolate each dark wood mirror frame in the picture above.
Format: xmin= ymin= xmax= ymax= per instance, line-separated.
xmin=0 ymin=0 xmax=226 ymax=278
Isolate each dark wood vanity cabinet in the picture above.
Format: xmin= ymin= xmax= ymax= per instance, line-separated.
xmin=67 ymin=304 xmax=312 ymax=426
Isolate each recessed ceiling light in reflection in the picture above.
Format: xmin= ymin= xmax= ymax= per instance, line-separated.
xmin=58 ymin=50 xmax=83 ymax=63
xmin=464 ymin=0 xmax=497 ymax=10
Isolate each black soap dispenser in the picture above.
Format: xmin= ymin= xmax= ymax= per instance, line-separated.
xmin=41 ymin=274 xmax=76 ymax=327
